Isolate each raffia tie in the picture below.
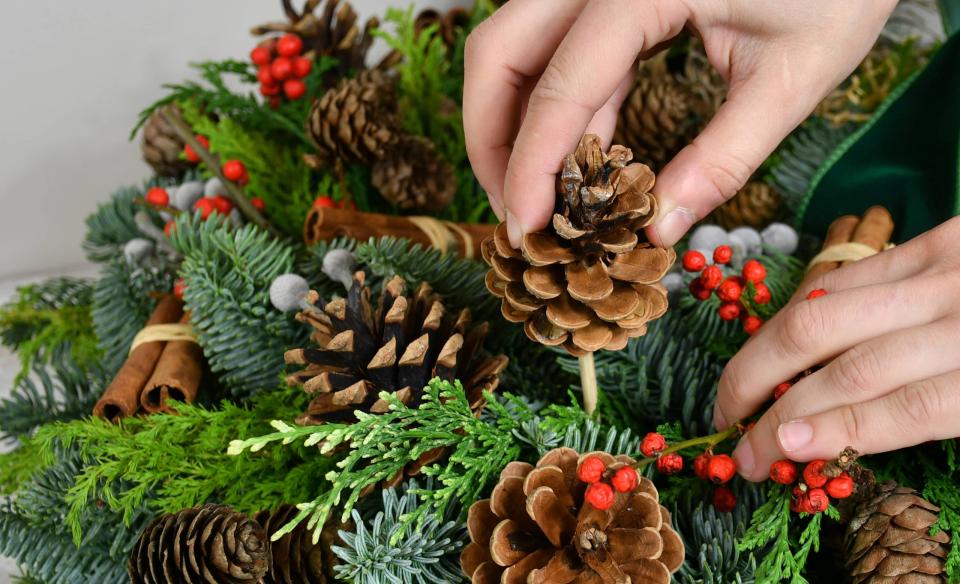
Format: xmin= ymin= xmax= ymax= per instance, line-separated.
xmin=806 ymin=242 xmax=895 ymax=272
xmin=129 ymin=323 xmax=198 ymax=355
xmin=407 ymin=216 xmax=475 ymax=259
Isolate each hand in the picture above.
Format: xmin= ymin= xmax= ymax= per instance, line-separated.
xmin=463 ymin=0 xmax=897 ymax=247
xmin=714 ymin=217 xmax=960 ymax=481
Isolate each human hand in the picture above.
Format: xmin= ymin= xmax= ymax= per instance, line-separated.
xmin=464 ymin=0 xmax=897 ymax=247
xmin=713 ymin=217 xmax=960 ymax=481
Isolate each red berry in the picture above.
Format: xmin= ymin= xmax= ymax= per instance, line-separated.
xmin=657 ymin=453 xmax=683 ymax=475
xmin=283 ymin=78 xmax=307 ymax=100
xmin=183 ymin=135 xmax=208 ymax=163
xmin=212 ymin=195 xmax=233 ymax=214
xmin=611 ymin=467 xmax=639 ymax=493
xmin=194 ymin=197 xmax=217 ymax=220
xmin=826 ymin=473 xmax=855 ymax=499
xmin=257 ymin=65 xmax=275 ymax=86
xmin=753 ymin=283 xmax=772 ymax=305
xmin=802 ymin=460 xmax=829 ymax=488
xmin=713 ymin=245 xmax=733 ymax=265
xmin=269 ymin=96 xmax=282 ymax=109
xmin=713 ymin=486 xmax=737 ymax=512
xmin=144 ymin=187 xmax=169 ymax=207
xmin=250 ymin=197 xmax=265 ymax=211
xmin=173 ymin=278 xmax=186 ymax=299
xmin=707 ymin=454 xmax=737 ymax=484
xmin=250 ymin=45 xmax=273 ymax=66
xmin=689 ymin=279 xmax=712 ymax=301
xmin=791 ymin=485 xmax=807 ymax=513
xmin=292 ymin=56 xmax=313 ymax=78
xmin=718 ymin=302 xmax=741 ymax=321
xmin=700 ymin=265 xmax=723 ymax=290
xmin=806 ymin=288 xmax=828 ymax=300
xmin=769 ymin=460 xmax=798 ymax=485
xmin=806 ymin=488 xmax=830 ymax=514
xmin=742 ymin=259 xmax=767 ymax=283
xmin=164 ymin=220 xmax=176 ymax=237
xmin=743 ymin=315 xmax=763 ymax=335
xmin=577 ymin=456 xmax=606 ymax=484
xmin=260 ymin=82 xmax=281 ymax=97
xmin=774 ymin=381 xmax=792 ymax=400
xmin=337 ymin=199 xmax=357 ymax=210
xmin=313 ymin=195 xmax=336 ymax=209
xmin=222 ymin=160 xmax=247 ymax=182
xmin=277 ymin=33 xmax=303 ymax=57
xmin=270 ymin=57 xmax=294 ymax=81
xmin=693 ymin=453 xmax=712 ymax=480
xmin=682 ymin=250 xmax=706 ymax=272
xmin=584 ymin=482 xmax=615 ymax=510
xmin=717 ymin=277 xmax=743 ymax=302
xmin=640 ymin=432 xmax=667 ymax=457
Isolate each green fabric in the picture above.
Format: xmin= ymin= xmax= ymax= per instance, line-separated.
xmin=799 ymin=31 xmax=960 ymax=242
xmin=941 ymin=0 xmax=960 ymax=35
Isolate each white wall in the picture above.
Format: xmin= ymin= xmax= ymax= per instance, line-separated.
xmin=0 ymin=0 xmax=465 ymax=280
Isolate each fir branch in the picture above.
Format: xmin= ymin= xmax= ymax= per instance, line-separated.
xmin=82 ymin=179 xmax=172 ymax=263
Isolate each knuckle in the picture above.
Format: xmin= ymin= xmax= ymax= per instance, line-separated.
xmin=718 ymin=360 xmax=749 ymax=409
xmin=531 ymin=59 xmax=589 ymax=111
xmin=837 ymin=404 xmax=866 ymax=448
xmin=686 ymin=143 xmax=753 ymax=204
xmin=833 ymin=344 xmax=882 ymax=396
xmin=778 ymin=301 xmax=824 ymax=357
xmin=899 ymin=380 xmax=945 ymax=433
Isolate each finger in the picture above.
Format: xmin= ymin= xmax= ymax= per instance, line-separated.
xmin=647 ymin=64 xmax=823 ymax=247
xmin=502 ymin=0 xmax=691 ymax=246
xmin=731 ymin=317 xmax=960 ymax=480
xmin=584 ymin=71 xmax=637 ymax=147
xmin=464 ymin=0 xmax=587 ymax=218
xmin=714 ymin=274 xmax=950 ymax=430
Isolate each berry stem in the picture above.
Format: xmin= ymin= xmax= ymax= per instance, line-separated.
xmin=633 ymin=424 xmax=743 ymax=469
xmin=579 ymin=352 xmax=598 ymax=416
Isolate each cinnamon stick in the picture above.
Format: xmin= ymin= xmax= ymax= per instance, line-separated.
xmin=804 ymin=214 xmax=859 ymax=284
xmin=93 ymin=295 xmax=183 ymax=422
xmin=844 ymin=206 xmax=894 ymax=264
xmin=303 ymin=206 xmax=494 ymax=259
xmin=140 ymin=313 xmax=204 ymax=414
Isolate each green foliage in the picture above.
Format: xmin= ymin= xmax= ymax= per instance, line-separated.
xmin=0 ymin=278 xmax=100 ymax=382
xmin=82 ymin=180 xmax=170 ymax=263
xmin=168 ymin=214 xmax=308 ymax=397
xmin=332 ymin=479 xmax=467 ymax=584
xmin=925 ymin=474 xmax=960 ymax=579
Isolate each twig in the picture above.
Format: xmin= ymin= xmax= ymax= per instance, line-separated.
xmin=579 ymin=352 xmax=598 ymax=416
xmin=633 ymin=424 xmax=744 ymax=469
xmin=158 ymin=108 xmax=284 ymax=238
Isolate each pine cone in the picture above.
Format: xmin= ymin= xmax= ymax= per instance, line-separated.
xmin=140 ymin=105 xmax=189 ymax=178
xmin=845 ymin=482 xmax=950 ymax=584
xmin=707 ymin=182 xmax=785 ymax=230
xmin=307 ymin=70 xmax=399 ymax=165
xmin=254 ymin=504 xmax=342 ymax=583
xmin=128 ymin=504 xmax=270 ymax=584
xmin=371 ymin=135 xmax=456 ymax=212
xmin=415 ymin=7 xmax=471 ymax=49
xmin=483 ymin=134 xmax=674 ymax=356
xmin=461 ymin=448 xmax=684 ymax=584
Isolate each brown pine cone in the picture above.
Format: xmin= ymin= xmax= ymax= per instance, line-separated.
xmin=707 ymin=182 xmax=785 ymax=230
xmin=128 ymin=504 xmax=270 ymax=584
xmin=846 ymin=481 xmax=950 ymax=584
xmin=307 ymin=70 xmax=399 ymax=165
xmin=461 ymin=448 xmax=684 ymax=584
xmin=371 ymin=135 xmax=456 ymax=212
xmin=254 ymin=504 xmax=342 ymax=584
xmin=414 ymin=7 xmax=471 ymax=49
xmin=140 ymin=105 xmax=189 ymax=178
xmin=483 ymin=134 xmax=674 ymax=356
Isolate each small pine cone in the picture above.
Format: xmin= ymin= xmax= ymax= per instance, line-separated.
xmin=371 ymin=136 xmax=456 ymax=212
xmin=140 ymin=105 xmax=189 ymax=178
xmin=414 ymin=7 xmax=471 ymax=48
xmin=307 ymin=70 xmax=399 ymax=165
xmin=483 ymin=134 xmax=675 ymax=356
xmin=708 ymin=182 xmax=785 ymax=230
xmin=128 ymin=504 xmax=270 ymax=584
xmin=461 ymin=448 xmax=684 ymax=584
xmin=846 ymin=481 xmax=950 ymax=584
xmin=254 ymin=504 xmax=342 ymax=583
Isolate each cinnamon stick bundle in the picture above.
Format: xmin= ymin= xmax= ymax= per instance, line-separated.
xmin=140 ymin=313 xmax=203 ymax=414
xmin=303 ymin=206 xmax=494 ymax=259
xmin=803 ymin=206 xmax=895 ymax=286
xmin=93 ymin=295 xmax=183 ymax=422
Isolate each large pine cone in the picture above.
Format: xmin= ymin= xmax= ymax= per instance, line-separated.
xmin=707 ymin=182 xmax=785 ymax=230
xmin=128 ymin=504 xmax=270 ymax=584
xmin=483 ymin=134 xmax=674 ymax=356
xmin=307 ymin=70 xmax=398 ymax=165
xmin=371 ymin=135 xmax=456 ymax=212
xmin=254 ymin=504 xmax=342 ymax=584
xmin=141 ymin=105 xmax=189 ymax=178
xmin=845 ymin=482 xmax=950 ymax=584
xmin=285 ymin=271 xmax=507 ymax=426
xmin=461 ymin=448 xmax=684 ymax=584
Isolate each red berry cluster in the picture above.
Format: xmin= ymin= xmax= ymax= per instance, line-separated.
xmin=145 ymin=187 xmax=170 ymax=208
xmin=769 ymin=458 xmax=855 ymax=514
xmin=643 ymin=432 xmax=739 ymax=512
xmin=183 ymin=135 xmax=210 ymax=164
xmin=222 ymin=159 xmax=249 ymax=185
xmin=577 ymin=455 xmax=641 ymax=511
xmin=312 ymin=195 xmax=356 ymax=210
xmin=682 ymin=247 xmax=770 ymax=335
xmin=250 ymin=34 xmax=311 ymax=107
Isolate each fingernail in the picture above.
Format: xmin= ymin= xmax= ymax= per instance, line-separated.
xmin=506 ymin=209 xmax=522 ymax=248
xmin=653 ymin=207 xmax=697 ymax=247
xmin=733 ymin=439 xmax=755 ymax=478
xmin=778 ymin=420 xmax=814 ymax=452
xmin=713 ymin=406 xmax=728 ymax=431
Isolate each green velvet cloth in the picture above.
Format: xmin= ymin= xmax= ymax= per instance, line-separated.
xmin=798 ymin=31 xmax=960 ymax=242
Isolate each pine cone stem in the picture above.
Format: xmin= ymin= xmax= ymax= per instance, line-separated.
xmin=579 ymin=352 xmax=598 ymax=415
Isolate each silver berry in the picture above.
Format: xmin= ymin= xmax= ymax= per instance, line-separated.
xmin=173 ymin=181 xmax=205 ymax=211
xmin=761 ymin=223 xmax=799 ymax=255
xmin=688 ymin=224 xmax=729 ymax=253
xmin=322 ymin=249 xmax=357 ymax=291
xmin=269 ymin=274 xmax=310 ymax=312
xmin=123 ymin=238 xmax=155 ymax=264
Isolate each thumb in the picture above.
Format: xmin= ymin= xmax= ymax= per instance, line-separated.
xmin=647 ymin=69 xmax=816 ymax=247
